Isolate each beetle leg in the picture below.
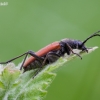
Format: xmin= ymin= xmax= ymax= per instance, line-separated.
xmin=32 ymin=52 xmax=60 ymax=78
xmin=66 ymin=43 xmax=82 ymax=59
xmin=32 ymin=68 xmax=42 ymax=79
xmin=0 ymin=50 xmax=43 ymax=70
xmin=42 ymin=52 xmax=60 ymax=66
xmin=20 ymin=51 xmax=43 ymax=70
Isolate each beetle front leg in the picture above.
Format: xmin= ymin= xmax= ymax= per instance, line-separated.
xmin=66 ymin=43 xmax=82 ymax=59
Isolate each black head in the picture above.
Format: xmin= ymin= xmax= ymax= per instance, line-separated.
xmin=78 ymin=31 xmax=100 ymax=52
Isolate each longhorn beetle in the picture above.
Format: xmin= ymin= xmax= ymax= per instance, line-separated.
xmin=0 ymin=31 xmax=100 ymax=76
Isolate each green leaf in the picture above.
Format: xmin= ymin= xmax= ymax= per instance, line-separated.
xmin=0 ymin=47 xmax=98 ymax=100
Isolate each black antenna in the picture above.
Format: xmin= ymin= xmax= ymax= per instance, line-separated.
xmin=81 ymin=30 xmax=100 ymax=46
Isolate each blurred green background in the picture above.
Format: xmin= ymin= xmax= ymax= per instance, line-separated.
xmin=0 ymin=0 xmax=100 ymax=100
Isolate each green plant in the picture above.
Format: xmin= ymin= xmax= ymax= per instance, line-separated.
xmin=0 ymin=47 xmax=98 ymax=100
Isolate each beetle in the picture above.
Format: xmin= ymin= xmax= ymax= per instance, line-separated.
xmin=0 ymin=31 xmax=100 ymax=75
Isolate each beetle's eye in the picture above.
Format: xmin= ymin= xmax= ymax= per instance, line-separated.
xmin=82 ymin=46 xmax=87 ymax=51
